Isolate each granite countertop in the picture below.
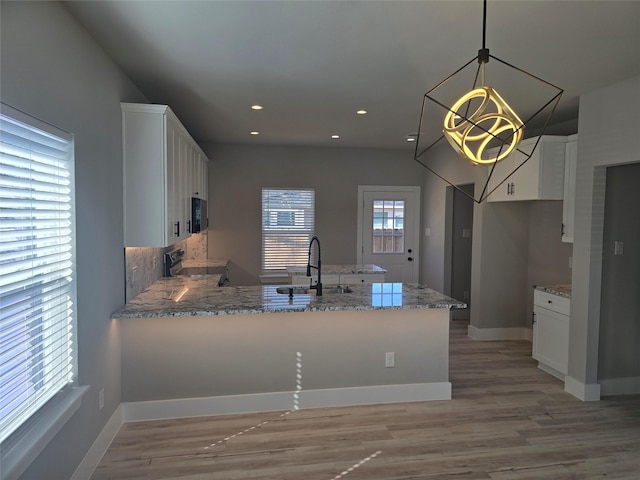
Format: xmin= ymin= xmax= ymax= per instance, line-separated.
xmin=534 ymin=284 xmax=572 ymax=298
xmin=286 ymin=264 xmax=387 ymax=275
xmin=113 ymin=278 xmax=466 ymax=318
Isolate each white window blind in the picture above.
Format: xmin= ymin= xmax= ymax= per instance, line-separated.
xmin=0 ymin=104 xmax=76 ymax=444
xmin=262 ymin=188 xmax=314 ymax=271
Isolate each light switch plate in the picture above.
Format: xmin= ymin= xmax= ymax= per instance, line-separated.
xmin=614 ymin=241 xmax=624 ymax=256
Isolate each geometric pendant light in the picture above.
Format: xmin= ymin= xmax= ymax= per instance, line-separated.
xmin=413 ymin=0 xmax=563 ymax=203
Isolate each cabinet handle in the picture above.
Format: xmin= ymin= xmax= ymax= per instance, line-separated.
xmin=561 ymin=223 xmax=566 ymax=236
xmin=507 ymin=183 xmax=511 ymax=195
xmin=174 ymin=221 xmax=180 ymax=237
xmin=532 ymin=311 xmax=536 ymax=324
xmin=511 ymin=183 xmax=515 ymax=195
xmin=187 ymin=220 xmax=191 ymax=233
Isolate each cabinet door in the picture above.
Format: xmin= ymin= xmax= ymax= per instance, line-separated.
xmin=176 ymin=131 xmax=191 ymax=240
xmin=487 ymin=147 xmax=540 ymax=201
xmin=290 ymin=274 xmax=340 ymax=286
xmin=339 ymin=274 xmax=381 ymax=284
xmin=532 ymin=306 xmax=569 ymax=375
xmin=201 ymin=156 xmax=209 ymax=201
xmin=165 ymin=116 xmax=181 ymax=244
xmin=487 ymin=136 xmax=566 ymax=202
xmin=562 ymin=137 xmax=577 ymax=243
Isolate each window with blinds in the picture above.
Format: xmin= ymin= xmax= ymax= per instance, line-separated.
xmin=0 ymin=104 xmax=76 ymax=444
xmin=262 ymin=188 xmax=314 ymax=271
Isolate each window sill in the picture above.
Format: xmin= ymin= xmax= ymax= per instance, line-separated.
xmin=1 ymin=385 xmax=89 ymax=480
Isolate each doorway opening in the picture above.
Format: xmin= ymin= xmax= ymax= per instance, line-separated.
xmin=445 ymin=183 xmax=474 ymax=320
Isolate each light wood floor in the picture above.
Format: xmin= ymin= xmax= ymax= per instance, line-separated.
xmin=91 ymin=320 xmax=640 ymax=479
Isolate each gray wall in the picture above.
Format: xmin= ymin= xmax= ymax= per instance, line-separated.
xmin=569 ymin=74 xmax=640 ymax=399
xmin=420 ymin=145 xmax=571 ymax=332
xmin=1 ymin=2 xmax=146 ymax=479
xmin=526 ymin=201 xmax=573 ymax=323
xmin=204 ymin=143 xmax=424 ymax=286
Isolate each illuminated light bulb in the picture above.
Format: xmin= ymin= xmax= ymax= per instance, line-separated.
xmin=443 ymin=86 xmax=524 ymax=165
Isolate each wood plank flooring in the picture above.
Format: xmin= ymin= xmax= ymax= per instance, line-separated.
xmin=91 ymin=320 xmax=640 ymax=479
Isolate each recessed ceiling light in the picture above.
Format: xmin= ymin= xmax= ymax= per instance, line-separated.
xmin=331 ymin=135 xmax=340 ymax=139
xmin=356 ymin=110 xmax=367 ymax=115
xmin=405 ymin=133 xmax=418 ymax=142
xmin=251 ymin=105 xmax=263 ymax=110
xmin=250 ymin=131 xmax=259 ymax=135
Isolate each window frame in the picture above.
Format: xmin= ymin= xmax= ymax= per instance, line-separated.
xmin=261 ymin=188 xmax=315 ymax=273
xmin=0 ymin=103 xmax=86 ymax=480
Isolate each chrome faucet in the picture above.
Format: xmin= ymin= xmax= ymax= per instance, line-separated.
xmin=306 ymin=235 xmax=322 ymax=296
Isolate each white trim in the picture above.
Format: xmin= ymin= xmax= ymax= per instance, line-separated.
xmin=537 ymin=362 xmax=565 ymax=382
xmin=599 ymin=376 xmax=640 ymax=396
xmin=69 ymin=405 xmax=123 ymax=480
xmin=0 ymin=386 xmax=88 ymax=480
xmin=122 ymin=383 xmax=451 ymax=423
xmin=564 ymin=375 xmax=601 ymax=401
xmin=467 ymin=325 xmax=531 ymax=341
xmin=356 ymin=185 xmax=421 ymax=282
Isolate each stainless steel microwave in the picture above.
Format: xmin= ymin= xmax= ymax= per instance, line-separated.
xmin=191 ymin=197 xmax=208 ymax=233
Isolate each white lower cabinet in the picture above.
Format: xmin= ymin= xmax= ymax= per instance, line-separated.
xmin=533 ymin=289 xmax=570 ymax=379
xmin=339 ymin=274 xmax=383 ymax=284
xmin=290 ymin=273 xmax=384 ymax=285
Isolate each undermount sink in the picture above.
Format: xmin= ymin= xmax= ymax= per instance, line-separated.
xmin=276 ymin=285 xmax=353 ymax=295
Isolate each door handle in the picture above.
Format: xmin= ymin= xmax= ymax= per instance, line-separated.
xmin=408 ymin=257 xmax=413 ymax=262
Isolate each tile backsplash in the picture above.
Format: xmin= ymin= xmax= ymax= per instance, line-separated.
xmin=125 ymin=231 xmax=208 ymax=302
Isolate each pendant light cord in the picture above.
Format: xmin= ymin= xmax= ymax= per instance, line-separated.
xmin=479 ymin=0 xmax=489 ymax=84
xmin=482 ymin=0 xmax=487 ymax=50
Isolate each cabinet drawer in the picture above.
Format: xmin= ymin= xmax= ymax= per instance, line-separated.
xmin=534 ymin=290 xmax=570 ymax=315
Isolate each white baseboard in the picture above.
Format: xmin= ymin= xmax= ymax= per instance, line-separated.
xmin=70 ymin=404 xmax=123 ymax=480
xmin=122 ymin=382 xmax=452 ymax=422
xmin=564 ymin=375 xmax=601 ymax=401
xmin=467 ymin=325 xmax=532 ymax=341
xmin=599 ymin=376 xmax=640 ymax=396
xmin=537 ymin=362 xmax=565 ymax=381
xmin=72 ymin=383 xmax=450 ymax=478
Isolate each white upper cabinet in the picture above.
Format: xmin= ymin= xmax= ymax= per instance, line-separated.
xmin=562 ymin=134 xmax=577 ymax=243
xmin=122 ymin=103 xmax=209 ymax=247
xmin=487 ymin=136 xmax=567 ymax=202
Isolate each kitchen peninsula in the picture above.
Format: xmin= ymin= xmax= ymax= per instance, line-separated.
xmin=113 ymin=279 xmax=465 ymax=421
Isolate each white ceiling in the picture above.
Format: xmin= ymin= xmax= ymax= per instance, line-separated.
xmin=64 ymin=0 xmax=640 ymax=150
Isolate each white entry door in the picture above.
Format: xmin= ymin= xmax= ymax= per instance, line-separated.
xmin=357 ymin=186 xmax=420 ymax=283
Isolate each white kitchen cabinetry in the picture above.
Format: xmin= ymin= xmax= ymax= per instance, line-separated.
xmin=339 ymin=274 xmax=383 ymax=284
xmin=562 ymin=134 xmax=577 ymax=243
xmin=487 ymin=136 xmax=567 ymax=202
xmin=290 ymin=274 xmax=340 ymax=286
xmin=533 ymin=289 xmax=570 ymax=380
xmin=122 ymin=103 xmax=208 ymax=247
xmin=290 ymin=273 xmax=384 ymax=285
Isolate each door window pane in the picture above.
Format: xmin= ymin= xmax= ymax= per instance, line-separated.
xmin=372 ymin=200 xmax=404 ymax=253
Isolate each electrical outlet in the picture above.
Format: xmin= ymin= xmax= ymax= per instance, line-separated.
xmin=99 ymin=388 xmax=105 ymax=411
xmin=385 ymin=352 xmax=395 ymax=368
